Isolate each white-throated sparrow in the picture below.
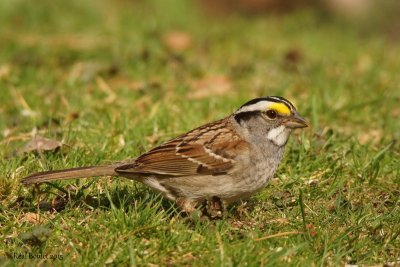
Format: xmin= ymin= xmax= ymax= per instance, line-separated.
xmin=22 ymin=96 xmax=307 ymax=215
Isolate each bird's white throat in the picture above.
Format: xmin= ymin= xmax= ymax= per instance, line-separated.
xmin=267 ymin=125 xmax=290 ymax=146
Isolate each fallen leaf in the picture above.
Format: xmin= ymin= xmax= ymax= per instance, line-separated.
xmin=188 ymin=75 xmax=232 ymax=99
xmin=163 ymin=31 xmax=192 ymax=53
xmin=0 ymin=64 xmax=11 ymax=80
xmin=325 ymin=0 xmax=372 ymax=18
xmin=20 ymin=212 xmax=41 ymax=224
xmin=68 ymin=61 xmax=117 ymax=84
xmin=357 ymin=129 xmax=383 ymax=145
xmin=20 ymin=136 xmax=62 ymax=154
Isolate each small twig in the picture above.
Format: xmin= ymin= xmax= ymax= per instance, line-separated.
xmin=254 ymin=231 xmax=303 ymax=242
xmin=0 ymin=134 xmax=32 ymax=145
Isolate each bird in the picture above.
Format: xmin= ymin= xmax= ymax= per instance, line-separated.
xmin=22 ymin=96 xmax=307 ymax=216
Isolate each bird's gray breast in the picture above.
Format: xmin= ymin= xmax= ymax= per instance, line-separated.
xmin=236 ymin=141 xmax=285 ymax=195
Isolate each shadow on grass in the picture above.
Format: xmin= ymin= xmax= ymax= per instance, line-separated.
xmin=16 ymin=178 xmax=301 ymax=224
xmin=18 ymin=180 xmax=180 ymax=217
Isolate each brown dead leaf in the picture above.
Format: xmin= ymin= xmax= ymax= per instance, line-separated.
xmin=20 ymin=136 xmax=62 ymax=154
xmin=163 ymin=31 xmax=192 ymax=53
xmin=20 ymin=212 xmax=41 ymax=224
xmin=0 ymin=64 xmax=11 ymax=80
xmin=68 ymin=61 xmax=114 ymax=83
xmin=357 ymin=129 xmax=383 ymax=145
xmin=188 ymin=75 xmax=232 ymax=99
xmin=325 ymin=0 xmax=372 ymax=18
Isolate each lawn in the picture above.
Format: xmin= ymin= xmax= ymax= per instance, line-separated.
xmin=0 ymin=0 xmax=399 ymax=266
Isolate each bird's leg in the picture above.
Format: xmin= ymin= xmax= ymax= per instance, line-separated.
xmin=176 ymin=197 xmax=197 ymax=213
xmin=176 ymin=197 xmax=203 ymax=221
xmin=177 ymin=197 xmax=226 ymax=221
xmin=205 ymin=196 xmax=226 ymax=219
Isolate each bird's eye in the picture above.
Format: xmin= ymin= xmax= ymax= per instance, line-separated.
xmin=266 ymin=110 xmax=277 ymax=119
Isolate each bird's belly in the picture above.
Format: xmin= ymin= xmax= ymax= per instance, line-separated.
xmin=152 ymin=170 xmax=274 ymax=203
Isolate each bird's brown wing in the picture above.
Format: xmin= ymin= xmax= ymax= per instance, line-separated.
xmin=115 ymin=119 xmax=249 ymax=176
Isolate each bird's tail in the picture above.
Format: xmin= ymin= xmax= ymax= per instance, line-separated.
xmin=21 ymin=165 xmax=118 ymax=185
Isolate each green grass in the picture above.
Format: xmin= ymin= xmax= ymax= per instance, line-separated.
xmin=1 ymin=0 xmax=399 ymax=266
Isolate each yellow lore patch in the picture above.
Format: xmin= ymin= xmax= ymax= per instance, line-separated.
xmin=267 ymin=102 xmax=291 ymax=116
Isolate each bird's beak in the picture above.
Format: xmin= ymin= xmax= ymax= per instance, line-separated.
xmin=284 ymin=113 xmax=308 ymax=129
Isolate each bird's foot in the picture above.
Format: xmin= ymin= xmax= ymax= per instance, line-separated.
xmin=204 ymin=196 xmax=226 ymax=219
xmin=176 ymin=197 xmax=207 ymax=222
xmin=177 ymin=196 xmax=227 ymax=221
